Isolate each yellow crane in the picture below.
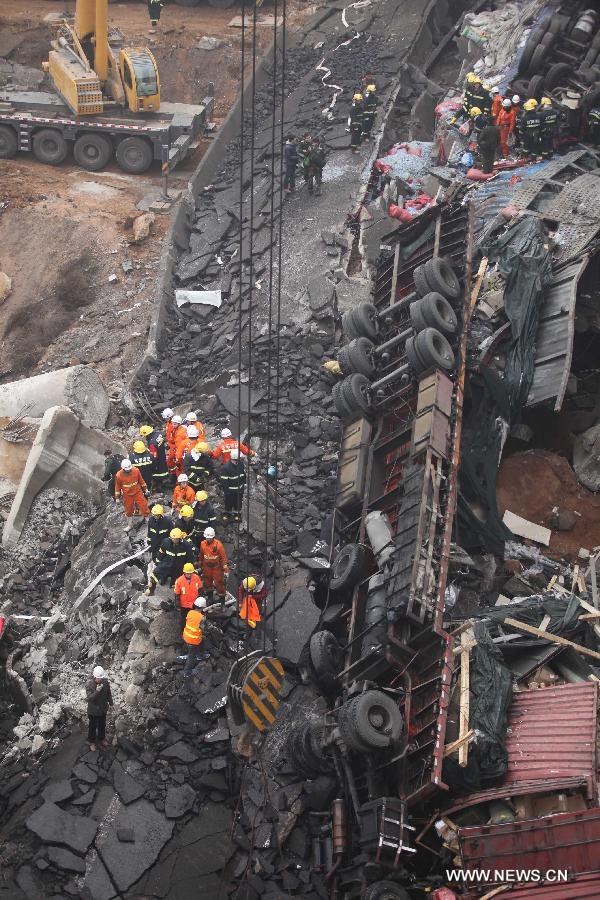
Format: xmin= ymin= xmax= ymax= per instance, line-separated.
xmin=45 ymin=0 xmax=160 ymax=116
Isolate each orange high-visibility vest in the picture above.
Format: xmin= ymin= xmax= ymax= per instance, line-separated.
xmin=240 ymin=594 xmax=261 ymax=628
xmin=213 ymin=438 xmax=255 ymax=464
xmin=174 ymin=573 xmax=203 ymax=609
xmin=183 ymin=609 xmax=204 ymax=645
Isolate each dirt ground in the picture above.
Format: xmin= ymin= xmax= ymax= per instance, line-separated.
xmin=0 ymin=0 xmax=315 ymax=392
xmin=497 ymin=450 xmax=600 ymax=561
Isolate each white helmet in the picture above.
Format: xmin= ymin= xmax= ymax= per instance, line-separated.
xmin=162 ymin=408 xmax=174 ymax=420
xmin=186 ymin=412 xmax=197 ymax=423
xmin=193 ymin=596 xmax=207 ymax=610
xmin=229 ymin=448 xmax=240 ymax=461
xmin=203 ymin=527 xmax=215 ymax=540
xmin=177 ymin=474 xmax=189 ymax=483
xmin=490 ymin=86 xmax=500 ymax=95
xmin=121 ymin=459 xmax=132 ymax=470
xmin=93 ymin=666 xmax=106 ymax=679
xmin=512 ymin=94 xmax=521 ymax=104
xmin=172 ymin=414 xmax=183 ymax=425
xmin=187 ymin=425 xmax=199 ymax=438
xmin=221 ymin=428 xmax=232 ymax=438
xmin=502 ymin=98 xmax=512 ymax=108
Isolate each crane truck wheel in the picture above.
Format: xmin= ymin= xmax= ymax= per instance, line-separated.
xmin=116 ymin=137 xmax=153 ymax=174
xmin=32 ymin=128 xmax=69 ymax=166
xmin=0 ymin=125 xmax=18 ymax=160
xmin=74 ymin=134 xmax=113 ymax=172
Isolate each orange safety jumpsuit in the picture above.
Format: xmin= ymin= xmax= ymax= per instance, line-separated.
xmin=491 ymin=94 xmax=503 ymax=123
xmin=167 ymin=423 xmax=187 ymax=473
xmin=213 ymin=438 xmax=255 ymax=465
xmin=174 ymin=572 xmax=203 ymax=610
xmin=199 ymin=538 xmax=228 ymax=598
xmin=187 ymin=421 xmax=206 ymax=441
xmin=182 ymin=609 xmax=204 ymax=646
xmin=176 ymin=437 xmax=195 ymax=470
xmin=238 ymin=578 xmax=267 ymax=629
xmin=496 ymin=107 xmax=516 ymax=157
xmin=114 ymin=466 xmax=150 ymax=517
xmin=172 ymin=483 xmax=196 ymax=511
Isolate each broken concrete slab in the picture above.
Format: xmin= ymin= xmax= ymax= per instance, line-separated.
xmin=46 ymin=847 xmax=86 ymax=874
xmin=216 ymin=385 xmax=266 ymax=417
xmin=179 ymin=802 xmax=232 ymax=846
xmin=0 ymin=365 xmax=109 ymax=427
xmin=160 ymin=740 xmax=200 ymax=763
xmin=266 ymin=586 xmax=320 ymax=665
xmin=175 ymin=289 xmax=222 ymax=309
xmin=41 ymin=780 xmax=73 ymax=804
xmin=26 ymin=802 xmax=97 ymax=854
xmin=165 ymin=784 xmax=196 ymax=818
xmin=110 ymin=761 xmax=145 ymax=805
xmin=502 ymin=510 xmax=551 ymax=547
xmin=307 ymin=275 xmax=336 ymax=317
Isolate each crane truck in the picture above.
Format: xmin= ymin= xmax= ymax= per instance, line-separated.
xmin=0 ymin=0 xmax=213 ymax=174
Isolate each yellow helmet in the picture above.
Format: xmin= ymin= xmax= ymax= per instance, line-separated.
xmin=469 ymin=106 xmax=482 ymax=117
xmin=195 ymin=490 xmax=208 ymax=502
xmin=243 ymin=576 xmax=257 ymax=591
xmin=540 ymin=96 xmax=552 ymax=106
xmin=139 ymin=425 xmax=153 ymax=437
xmin=133 ymin=440 xmax=146 ymax=453
xmin=151 ymin=504 xmax=164 ymax=516
xmin=482 ymin=82 xmax=491 ymax=91
xmin=170 ymin=528 xmax=183 ymax=540
xmin=180 ymin=505 xmax=194 ymax=518
xmin=524 ymin=98 xmax=538 ymax=110
xmin=466 ymin=72 xmax=477 ymax=83
xmin=196 ymin=442 xmax=210 ymax=453
xmin=183 ymin=563 xmax=195 ymax=574
xmin=472 ymin=74 xmax=482 ymax=84
xmin=353 ymin=92 xmax=363 ymax=101
xmin=366 ymin=84 xmax=376 ymax=92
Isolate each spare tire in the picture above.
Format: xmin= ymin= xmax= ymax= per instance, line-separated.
xmin=412 ymin=263 xmax=431 ymax=297
xmin=329 ymin=543 xmax=366 ymax=592
xmin=544 ymin=62 xmax=573 ymax=91
xmin=346 ymin=336 xmax=376 ymax=377
xmin=413 ymin=327 xmax=455 ymax=372
xmin=310 ymin=630 xmax=342 ymax=684
xmin=338 ymin=690 xmax=403 ymax=751
xmin=423 ymin=256 xmax=460 ymax=299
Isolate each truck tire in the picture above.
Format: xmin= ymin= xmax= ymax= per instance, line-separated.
xmin=346 ymin=337 xmax=376 ymax=377
xmin=544 ymin=63 xmax=573 ymax=91
xmin=341 ymin=373 xmax=372 ymax=417
xmin=518 ymin=30 xmax=542 ymax=75
xmin=405 ymin=335 xmax=424 ymax=374
xmin=74 ymin=133 xmax=113 ymax=172
xmin=337 ymin=344 xmax=353 ymax=376
xmin=413 ymin=327 xmax=455 ymax=372
xmin=332 ymin=381 xmax=354 ymax=420
xmin=527 ymin=44 xmax=548 ymax=76
xmin=339 ymin=690 xmax=402 ymax=751
xmin=527 ymin=74 xmax=546 ymax=100
xmin=409 ymin=298 xmax=429 ymax=334
xmin=116 ymin=136 xmax=153 ymax=174
xmin=423 ymin=257 xmax=460 ymax=299
xmin=0 ymin=125 xmax=17 ymax=159
xmin=32 ymin=128 xmax=69 ymax=165
xmin=411 ymin=292 xmax=457 ymax=335
xmin=363 ymin=883 xmax=410 ymax=900
xmin=350 ymin=302 xmax=379 ymax=340
xmin=310 ymin=631 xmax=342 ymax=683
xmin=412 ymin=263 xmax=431 ymax=297
xmin=548 ymin=14 xmax=569 ymax=34
xmin=329 ymin=543 xmax=366 ymax=592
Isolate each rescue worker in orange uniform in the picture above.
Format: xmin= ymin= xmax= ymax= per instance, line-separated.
xmin=114 ymin=459 xmax=150 ymax=530
xmin=199 ymin=527 xmax=228 ymax=603
xmin=174 ymin=562 xmax=203 ymax=631
xmin=185 ymin=412 xmax=205 ymax=441
xmin=239 ymin=575 xmax=267 ymax=633
xmin=213 ymin=428 xmax=256 ymax=465
xmin=182 ymin=597 xmax=210 ymax=677
xmin=167 ymin=414 xmax=186 ymax=474
xmin=496 ymin=98 xmax=516 ymax=158
xmin=172 ymin=474 xmax=196 ymax=513
xmin=490 ymin=86 xmax=502 ymax=122
xmin=176 ymin=425 xmax=201 ymax=471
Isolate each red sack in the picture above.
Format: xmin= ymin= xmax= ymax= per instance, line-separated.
xmin=466 ymin=167 xmax=494 ymax=181
xmin=388 ymin=204 xmax=413 ymax=222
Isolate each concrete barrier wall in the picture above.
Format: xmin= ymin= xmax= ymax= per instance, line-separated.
xmin=2 ymin=406 xmax=123 ymax=547
xmin=0 ymin=366 xmax=110 ymax=427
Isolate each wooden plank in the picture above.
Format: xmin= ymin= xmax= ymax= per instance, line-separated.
xmin=579 ymin=612 xmax=600 ymax=621
xmin=469 ymin=257 xmax=488 ymax=316
xmin=502 ymin=510 xmax=551 ymax=546
xmin=503 ymin=617 xmax=600 ymax=661
xmin=443 ymin=728 xmax=475 ymax=757
xmin=459 ymin=633 xmax=470 ymax=767
xmin=577 ymin=596 xmax=599 ymax=615
xmin=388 ymin=241 xmax=401 ymax=306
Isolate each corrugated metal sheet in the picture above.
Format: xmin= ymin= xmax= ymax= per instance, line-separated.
xmin=459 ymin=808 xmax=600 ymax=879
xmin=527 ymin=255 xmax=589 ymax=412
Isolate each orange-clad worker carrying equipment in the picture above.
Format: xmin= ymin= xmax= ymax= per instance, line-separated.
xmin=199 ymin=527 xmax=228 ymax=602
xmin=114 ymin=459 xmax=150 ymax=528
xmin=213 ymin=428 xmax=256 ymax=465
xmin=174 ymin=563 xmax=203 ymax=630
xmin=239 ymin=575 xmax=267 ymax=630
xmin=490 ymin=87 xmax=502 ymax=122
xmin=497 ymin=98 xmax=516 ymax=157
xmin=182 ymin=597 xmax=210 ymax=677
xmin=172 ymin=474 xmax=196 ymax=512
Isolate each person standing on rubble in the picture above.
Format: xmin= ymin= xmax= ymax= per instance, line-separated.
xmin=306 ymin=138 xmax=327 ymax=197
xmin=213 ymin=428 xmax=255 ymax=464
xmin=362 ymin=84 xmax=378 ymax=139
xmin=140 ymin=425 xmax=170 ymax=494
xmin=129 ymin=439 xmax=154 ymax=490
xmin=147 ymin=504 xmax=173 ymax=561
xmin=496 ymin=98 xmax=516 ymax=158
xmin=194 ymin=490 xmax=218 ymax=533
xmin=147 ymin=0 xmax=162 ymax=30
xmin=184 ymin=441 xmax=214 ymax=493
xmin=239 ymin=575 xmax=267 ymax=636
xmin=167 ymin=414 xmax=186 ymax=475
xmin=490 ymin=87 xmax=502 ymax=122
xmin=538 ymin=97 xmax=558 ymax=159
xmin=103 ymin=448 xmax=122 ymax=498
xmin=348 ymin=94 xmax=364 ymax=152
xmin=146 ymin=527 xmax=196 ymax=595
xmin=184 ymin=412 xmax=205 ymax=440
xmin=476 ymin=114 xmax=500 ymax=174
xmin=182 ymin=597 xmax=210 ymax=678
xmin=199 ymin=527 xmax=228 ymax=603
xmin=85 ymin=666 xmax=113 ymax=752
xmin=114 ymin=459 xmax=151 ymax=530
xmin=174 ymin=504 xmax=198 ymax=544
xmin=176 ymin=425 xmax=200 ymax=473
xmin=522 ymin=98 xmax=541 ymax=155
xmin=511 ymin=95 xmax=523 ymax=151
xmin=172 ymin=473 xmax=196 ymax=513
xmin=283 ymin=135 xmax=299 ymax=195
xmin=218 ymin=448 xmax=247 ymax=522
xmin=174 ymin=562 xmax=203 ymax=631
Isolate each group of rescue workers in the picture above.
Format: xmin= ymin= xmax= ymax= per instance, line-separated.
xmin=104 ymin=409 xmax=266 ymax=679
xmin=454 ymin=72 xmax=599 ymax=174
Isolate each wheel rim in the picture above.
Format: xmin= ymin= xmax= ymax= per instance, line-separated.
xmin=368 ymin=704 xmax=390 ymax=733
xmin=83 ymin=143 xmax=100 ymax=161
xmin=433 ymin=332 xmax=452 ymax=363
xmin=124 ymin=145 xmax=143 ymax=166
xmin=41 ymin=137 xmax=58 ymax=155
